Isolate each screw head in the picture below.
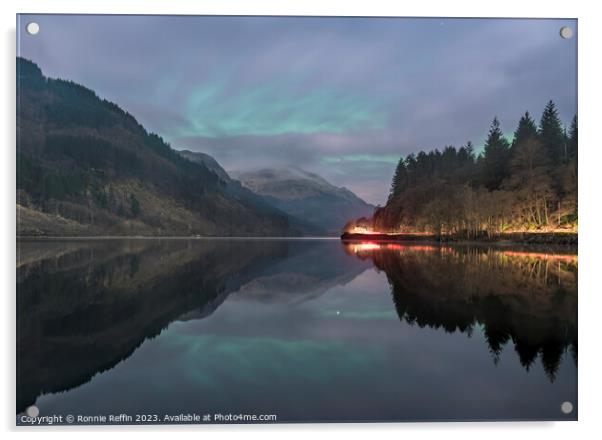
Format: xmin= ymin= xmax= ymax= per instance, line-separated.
xmin=25 ymin=405 xmax=39 ymax=417
xmin=561 ymin=401 xmax=573 ymax=414
xmin=26 ymin=22 xmax=40 ymax=35
xmin=559 ymin=26 xmax=573 ymax=39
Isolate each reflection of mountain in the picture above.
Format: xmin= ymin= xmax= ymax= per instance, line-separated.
xmin=343 ymin=242 xmax=578 ymax=380
xmin=16 ymin=239 xmax=287 ymax=412
xmin=232 ymin=240 xmax=370 ymax=304
xmin=17 ymin=239 xmax=367 ymax=412
xmin=234 ymin=168 xmax=375 ymax=234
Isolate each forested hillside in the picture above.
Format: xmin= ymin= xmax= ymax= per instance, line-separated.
xmin=16 ymin=57 xmax=296 ymax=236
xmin=354 ymin=102 xmax=577 ymax=237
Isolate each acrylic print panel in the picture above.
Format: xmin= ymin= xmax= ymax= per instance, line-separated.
xmin=16 ymin=15 xmax=577 ymax=425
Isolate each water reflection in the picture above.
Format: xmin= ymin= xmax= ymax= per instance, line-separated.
xmin=17 ymin=239 xmax=369 ymax=413
xmin=17 ymin=239 xmax=577 ymax=422
xmin=343 ymin=241 xmax=578 ymax=380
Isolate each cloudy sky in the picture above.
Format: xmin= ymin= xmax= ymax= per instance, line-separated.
xmin=18 ymin=15 xmax=577 ymax=205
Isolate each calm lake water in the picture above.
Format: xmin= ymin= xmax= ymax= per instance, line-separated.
xmin=16 ymin=238 xmax=577 ymax=424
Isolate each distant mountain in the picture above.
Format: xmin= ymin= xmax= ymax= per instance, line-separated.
xmin=234 ymin=167 xmax=375 ymax=234
xmin=16 ymin=57 xmax=300 ymax=237
xmin=176 ymin=150 xmax=325 ymax=236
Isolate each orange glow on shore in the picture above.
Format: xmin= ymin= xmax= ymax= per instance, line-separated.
xmin=347 ymin=229 xmax=576 ymax=236
xmin=347 ymin=228 xmax=434 ymax=236
xmin=350 ymin=226 xmax=371 ymax=234
xmin=503 ymin=229 xmax=578 ymax=234
xmin=500 ymin=250 xmax=578 ymax=263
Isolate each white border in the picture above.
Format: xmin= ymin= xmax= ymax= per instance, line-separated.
xmin=2 ymin=1 xmax=601 ymax=439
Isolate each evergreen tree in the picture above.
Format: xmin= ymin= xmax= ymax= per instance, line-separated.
xmin=388 ymin=157 xmax=407 ymax=202
xmin=405 ymin=153 xmax=417 ymax=186
xmin=568 ymin=114 xmax=577 ymax=160
xmin=510 ymin=111 xmax=546 ymax=177
xmin=539 ymin=100 xmax=565 ymax=164
xmin=512 ymin=111 xmax=538 ymax=148
xmin=463 ymin=141 xmax=475 ymax=160
xmin=482 ymin=117 xmax=511 ymax=190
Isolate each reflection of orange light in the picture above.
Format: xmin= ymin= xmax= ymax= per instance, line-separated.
xmin=344 ymin=241 xmax=577 ymax=264
xmin=501 ymin=251 xmax=577 ymax=263
xmin=384 ymin=244 xmax=439 ymax=252
xmin=405 ymin=245 xmax=439 ymax=252
xmin=350 ymin=242 xmax=381 ymax=252
xmin=348 ymin=242 xmax=446 ymax=254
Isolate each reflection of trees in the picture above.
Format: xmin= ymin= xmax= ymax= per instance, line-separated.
xmin=17 ymin=239 xmax=370 ymax=413
xmin=16 ymin=239 xmax=288 ymax=413
xmin=344 ymin=243 xmax=577 ymax=381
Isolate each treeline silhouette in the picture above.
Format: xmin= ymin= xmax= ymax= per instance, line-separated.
xmin=367 ymin=101 xmax=577 ymax=236
xmin=344 ymin=243 xmax=577 ymax=381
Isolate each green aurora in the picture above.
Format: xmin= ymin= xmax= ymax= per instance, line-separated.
xmin=178 ymin=77 xmax=388 ymax=138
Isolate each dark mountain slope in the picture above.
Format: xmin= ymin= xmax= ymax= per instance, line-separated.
xmin=16 ymin=58 xmax=295 ymax=236
xmin=178 ymin=149 xmax=230 ymax=182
